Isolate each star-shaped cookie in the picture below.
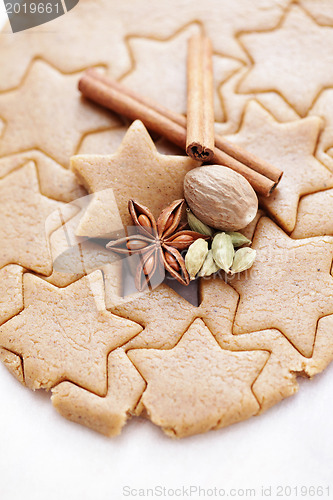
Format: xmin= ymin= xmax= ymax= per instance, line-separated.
xmin=122 ymin=23 xmax=241 ymax=122
xmin=225 ymin=101 xmax=333 ymax=233
xmin=52 ymin=348 xmax=145 ymax=437
xmin=239 ymin=6 xmax=333 ymax=116
xmin=128 ymin=318 xmax=268 ymax=437
xmin=0 ymin=271 xmax=142 ymax=394
xmin=71 ymin=120 xmax=197 ymax=237
xmin=0 ymin=162 xmax=73 ymax=275
xmin=231 ymin=217 xmax=333 ymax=358
xmin=0 ymin=60 xmax=119 ymax=166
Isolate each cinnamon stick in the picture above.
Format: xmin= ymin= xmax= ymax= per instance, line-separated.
xmin=84 ymin=69 xmax=282 ymax=186
xmin=79 ymin=72 xmax=189 ymax=149
xmin=79 ymin=71 xmax=280 ymax=196
xmin=186 ymin=34 xmax=215 ymax=162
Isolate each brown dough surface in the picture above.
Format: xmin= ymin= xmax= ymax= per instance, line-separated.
xmin=1 ymin=0 xmax=333 ymax=438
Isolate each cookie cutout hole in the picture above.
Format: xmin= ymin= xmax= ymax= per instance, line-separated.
xmin=164 ymin=274 xmax=199 ymax=306
xmin=122 ymin=259 xmax=140 ymax=297
xmin=0 ymin=118 xmax=4 ymax=138
xmin=121 ymin=259 xmax=199 ymax=306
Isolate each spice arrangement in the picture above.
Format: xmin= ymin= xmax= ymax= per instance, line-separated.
xmin=102 ymin=33 xmax=264 ymax=290
xmin=106 ymin=196 xmax=256 ymax=289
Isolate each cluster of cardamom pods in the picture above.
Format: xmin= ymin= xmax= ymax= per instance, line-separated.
xmin=185 ymin=209 xmax=256 ymax=279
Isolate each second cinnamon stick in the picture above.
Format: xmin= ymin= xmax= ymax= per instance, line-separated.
xmin=86 ymin=69 xmax=282 ymax=184
xmin=79 ymin=72 xmax=277 ymax=196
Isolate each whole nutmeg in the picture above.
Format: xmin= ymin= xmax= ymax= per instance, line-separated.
xmin=184 ymin=165 xmax=258 ymax=231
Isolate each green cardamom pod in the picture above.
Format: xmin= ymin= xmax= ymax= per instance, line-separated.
xmin=198 ymin=250 xmax=220 ymax=277
xmin=186 ymin=209 xmax=214 ymax=237
xmin=185 ymin=238 xmax=209 ymax=280
xmin=230 ymin=247 xmax=256 ymax=274
xmin=211 ymin=232 xmax=234 ymax=273
xmin=226 ymin=231 xmax=251 ymax=248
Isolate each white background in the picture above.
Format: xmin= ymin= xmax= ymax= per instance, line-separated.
xmin=0 ymin=6 xmax=333 ymax=500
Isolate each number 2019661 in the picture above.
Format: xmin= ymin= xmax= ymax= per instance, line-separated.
xmin=275 ymin=485 xmax=330 ymax=497
xmin=5 ymin=3 xmax=60 ymax=15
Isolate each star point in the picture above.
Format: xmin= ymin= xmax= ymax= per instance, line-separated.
xmin=239 ymin=6 xmax=333 ymax=116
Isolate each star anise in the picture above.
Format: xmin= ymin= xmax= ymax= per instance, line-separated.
xmin=106 ymin=199 xmax=208 ymax=291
